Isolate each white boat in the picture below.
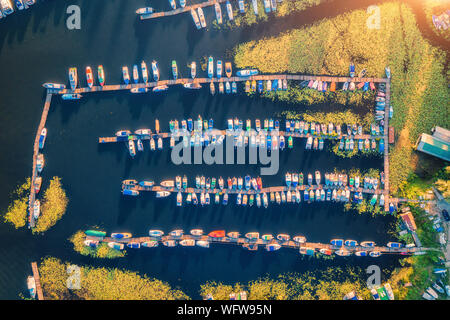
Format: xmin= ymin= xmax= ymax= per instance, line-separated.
xmin=198 ymin=7 xmax=206 ymax=28
xmin=226 ymin=1 xmax=233 ymax=20
xmin=136 ymin=7 xmax=153 ymax=15
xmin=43 ymin=83 xmax=65 ymax=91
xmin=252 ymin=0 xmax=258 ymax=15
xmin=36 ymin=154 xmax=44 ymax=173
xmin=38 ymin=128 xmax=47 ymax=149
xmin=161 ymin=180 xmax=175 ymax=188
xmin=214 ymin=3 xmax=222 ymax=24
xmin=156 ymin=191 xmax=171 ymax=198
xmin=27 ymin=276 xmax=36 ymax=299
xmin=33 ymin=199 xmax=40 ymax=219
xmin=196 ymin=240 xmax=210 ymax=248
xmin=191 ymin=9 xmax=201 ymax=29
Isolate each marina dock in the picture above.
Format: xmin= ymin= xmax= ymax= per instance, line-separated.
xmin=125 ymin=183 xmax=386 ymax=197
xmin=31 ymin=262 xmax=44 ymax=300
xmin=139 ymin=0 xmax=230 ymax=20
xmin=53 ymin=74 xmax=388 ymax=95
xmin=383 ymin=81 xmax=391 ymax=211
xmin=85 ymin=234 xmax=426 ymax=256
xmin=28 ymin=93 xmax=52 ymax=228
xmin=99 ymin=130 xmax=382 ymax=144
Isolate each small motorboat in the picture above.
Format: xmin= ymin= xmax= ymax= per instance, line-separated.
xmin=190 ymin=229 xmax=203 ymax=236
xmin=335 ymin=249 xmax=351 ymax=257
xmin=169 ymin=0 xmax=176 ymax=10
xmin=36 ymin=154 xmax=44 ymax=173
xmin=227 ymin=231 xmax=240 ymax=239
xmin=207 ymin=56 xmax=214 ymax=79
xmin=27 ymin=276 xmax=36 ymax=299
xmin=172 ymin=60 xmax=178 ymax=80
xmin=236 ymin=69 xmax=258 ymax=77
xmin=151 ymin=60 xmax=160 ymax=81
xmin=214 ymin=3 xmax=222 ymax=24
xmin=149 ymin=230 xmax=164 ymax=237
xmin=34 ymin=176 xmax=42 ymax=194
xmin=196 ymin=240 xmax=210 ymax=248
xmin=226 ymin=1 xmax=233 ymax=21
xmin=108 ymin=242 xmax=125 ymax=250
xmin=208 ymin=230 xmax=226 ymax=238
xmin=98 ymin=65 xmax=105 ymax=86
xmin=85 ymin=66 xmax=94 ymax=88
xmin=169 ymin=229 xmax=184 ymax=237
xmin=127 ymin=242 xmax=141 ymax=249
xmin=122 ymin=66 xmax=130 ymax=84
xmin=344 ymin=240 xmax=358 ymax=247
xmin=369 ymin=251 xmax=381 ymax=258
xmin=142 ymin=240 xmax=158 ymax=248
xmin=62 ymin=93 xmax=82 ymax=100
xmin=266 ymin=243 xmax=281 ymax=252
xmin=33 ymin=199 xmax=40 ymax=219
xmin=163 ymin=240 xmax=177 ymax=247
xmin=136 ymin=7 xmax=154 ymax=15
xmin=191 ymin=9 xmax=201 ymax=29
xmin=69 ymin=67 xmax=78 ymax=90
xmin=130 ymin=87 xmax=148 ymax=94
xmin=184 ymin=82 xmax=202 ymax=89
xmin=330 ymin=239 xmax=344 ymax=247
xmin=198 ymin=7 xmax=206 ymax=28
xmin=38 ymin=128 xmax=47 ymax=149
xmin=111 ymin=232 xmax=132 ymax=239
xmin=43 ymin=83 xmax=65 ymax=91
xmin=156 ymin=191 xmax=171 ymax=198
xmin=180 ymin=239 xmax=196 ymax=247
xmin=245 ymin=232 xmax=259 ymax=240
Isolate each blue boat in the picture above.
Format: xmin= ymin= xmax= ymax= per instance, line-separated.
xmin=238 ymin=0 xmax=245 ymax=13
xmin=272 ymin=79 xmax=278 ymax=91
xmin=15 ymin=0 xmax=24 ymax=10
xmin=258 ymin=80 xmax=263 ymax=93
xmin=62 ymin=93 xmax=82 ymax=100
xmin=169 ymin=0 xmax=176 ymax=10
xmin=226 ymin=1 xmax=233 ymax=20
xmin=133 ymin=65 xmax=139 ymax=83
xmin=344 ymin=240 xmax=358 ymax=247
xmin=179 ymin=0 xmax=186 ymax=8
xmin=127 ymin=242 xmax=141 ymax=249
xmin=232 ymin=81 xmax=237 ymax=93
xmin=270 ymin=0 xmax=276 ymax=12
xmin=263 ymin=0 xmax=271 ymax=13
xmin=349 ymin=63 xmax=355 ymax=77
xmin=303 ymin=190 xmax=309 ymax=201
xmin=331 ymin=239 xmax=344 ymax=246
xmin=43 ymin=83 xmax=66 ymax=90
xmin=225 ymin=81 xmax=231 ymax=94
xmin=236 ymin=69 xmax=258 ymax=77
xmin=387 ymin=242 xmax=403 ymax=248
xmin=152 ymin=61 xmax=159 ymax=81
xmin=379 ymin=139 xmax=384 ymax=153
xmin=208 ymin=56 xmax=214 ymax=79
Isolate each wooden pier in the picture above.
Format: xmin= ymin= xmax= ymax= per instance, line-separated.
xmin=54 ymin=74 xmax=388 ymax=96
xmin=86 ymin=234 xmax=426 ymax=256
xmin=31 ymin=262 xmax=44 ymax=300
xmin=139 ymin=0 xmax=230 ymax=20
xmin=99 ymin=129 xmax=383 ymax=144
xmin=28 ymin=93 xmax=53 ymax=228
xmin=125 ymin=183 xmax=386 ymax=197
xmin=383 ymin=81 xmax=391 ymax=211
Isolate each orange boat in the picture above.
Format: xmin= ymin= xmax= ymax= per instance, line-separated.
xmin=208 ymin=230 xmax=226 ymax=238
xmin=330 ymin=82 xmax=336 ymax=92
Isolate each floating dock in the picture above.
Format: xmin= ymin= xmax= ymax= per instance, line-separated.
xmin=31 ymin=262 xmax=44 ymax=300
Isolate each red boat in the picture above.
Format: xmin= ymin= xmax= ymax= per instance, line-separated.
xmin=257 ymin=177 xmax=262 ymax=190
xmin=227 ymin=178 xmax=232 ymax=189
xmin=208 ymin=230 xmax=226 ymax=238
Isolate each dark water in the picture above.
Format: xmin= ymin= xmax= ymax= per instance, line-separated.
xmin=0 ymin=0 xmax=401 ymax=299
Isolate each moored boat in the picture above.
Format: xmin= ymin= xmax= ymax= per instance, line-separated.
xmin=62 ymin=93 xmax=82 ymax=100
xmin=27 ymin=276 xmax=36 ymax=299
xmin=149 ymin=230 xmax=164 ymax=237
xmin=266 ymin=243 xmax=281 ymax=252
xmin=191 ymin=9 xmax=201 ymax=29
xmin=98 ymin=65 xmax=105 ymax=86
xmin=43 ymin=83 xmax=66 ymax=91
xmin=180 ymin=239 xmax=196 ymax=246
xmin=245 ymin=232 xmax=259 ymax=240
xmin=108 ymin=242 xmax=125 ymax=250
xmin=198 ymin=7 xmax=206 ymax=28
xmin=136 ymin=7 xmax=153 ymax=15
xmin=69 ymin=67 xmax=78 ymax=90
xmin=209 ymin=230 xmax=226 ymax=238
xmin=85 ymin=66 xmax=94 ymax=88
xmin=111 ymin=232 xmax=132 ymax=239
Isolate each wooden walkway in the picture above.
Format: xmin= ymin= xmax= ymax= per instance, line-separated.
xmin=31 ymin=262 xmax=44 ymax=300
xmin=99 ymin=130 xmax=383 ymax=144
xmin=86 ymin=234 xmax=426 ymax=255
xmin=28 ymin=93 xmax=52 ymax=228
xmin=54 ymin=74 xmax=388 ymax=95
xmin=126 ymin=183 xmax=386 ymax=196
xmin=383 ymin=81 xmax=391 ymax=211
xmin=139 ymin=0 xmax=229 ymax=20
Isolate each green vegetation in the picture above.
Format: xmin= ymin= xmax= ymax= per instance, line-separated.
xmin=38 ymin=257 xmax=189 ymax=300
xmin=3 ymin=178 xmax=30 ymax=229
xmin=69 ymin=230 xmax=125 ymax=259
xmin=234 ymin=2 xmax=450 ymax=192
xmin=389 ymin=205 xmax=446 ymax=300
xmin=200 ymin=268 xmax=372 ymax=300
xmin=33 ymin=177 xmax=68 ymax=234
xmin=213 ymin=0 xmax=328 ymax=30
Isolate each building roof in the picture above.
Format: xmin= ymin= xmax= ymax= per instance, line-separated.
xmin=416 ymin=133 xmax=450 ymax=161
xmin=432 ymin=126 xmax=450 ymax=143
xmin=400 ymin=211 xmax=417 ymax=231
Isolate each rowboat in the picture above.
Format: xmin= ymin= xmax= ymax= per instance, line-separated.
xmin=330 ymin=239 xmax=344 ymax=246
xmin=196 ymin=240 xmax=210 ymax=248
xmin=149 ymin=230 xmax=164 ymax=237
xmin=245 ymin=232 xmax=259 ymax=240
xmin=266 ymin=243 xmax=281 ymax=251
xmin=369 ymin=251 xmax=381 ymax=257
xmin=142 ymin=240 xmax=158 ymax=248
xmin=190 ymin=229 xmax=203 ymax=236
xmin=163 ymin=240 xmax=177 ymax=247
xmin=277 ymin=234 xmax=290 ymax=242
xmin=180 ymin=239 xmax=195 ymax=246
xmin=335 ymin=249 xmax=351 ymax=256
xmin=111 ymin=232 xmax=132 ymax=239
xmin=209 ymin=230 xmax=225 ymax=238
xmin=319 ymin=248 xmax=332 ymax=255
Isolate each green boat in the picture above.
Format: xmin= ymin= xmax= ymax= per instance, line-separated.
xmin=288 ymin=136 xmax=293 ymax=148
xmin=172 ymin=60 xmax=178 ymax=80
xmin=85 ymin=230 xmax=106 ymax=237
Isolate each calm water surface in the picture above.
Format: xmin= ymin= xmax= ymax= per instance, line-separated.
xmin=0 ymin=0 xmax=400 ymax=299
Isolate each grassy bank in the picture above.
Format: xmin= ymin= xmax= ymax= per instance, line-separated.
xmin=33 ymin=177 xmax=68 ymax=234
xmin=3 ymin=178 xmax=30 ymax=229
xmin=38 ymin=257 xmax=189 ymax=300
xmin=69 ymin=230 xmax=125 ymax=259
xmin=389 ymin=205 xmax=446 ymax=300
xmin=234 ymin=1 xmax=449 ymax=193
xmin=200 ymin=268 xmax=372 ymax=300
xmin=213 ymin=0 xmax=329 ymax=29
